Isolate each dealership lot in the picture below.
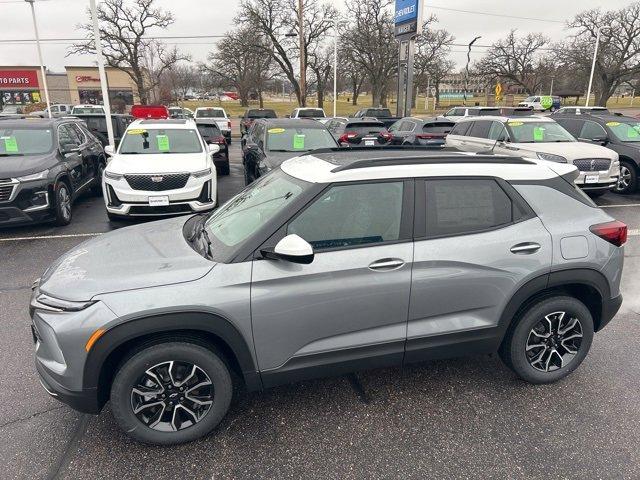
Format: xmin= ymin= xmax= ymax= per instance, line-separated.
xmin=2 ymin=144 xmax=640 ymax=479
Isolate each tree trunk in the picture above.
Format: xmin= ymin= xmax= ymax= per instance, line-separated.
xmin=434 ymin=84 xmax=441 ymax=108
xmin=136 ymin=78 xmax=148 ymax=105
xmin=351 ymin=79 xmax=359 ymax=105
xmin=596 ymin=76 xmax=615 ymax=107
xmin=258 ymin=90 xmax=264 ymax=108
xmin=371 ymin=81 xmax=384 ymax=107
xmin=239 ymin=87 xmax=250 ymax=107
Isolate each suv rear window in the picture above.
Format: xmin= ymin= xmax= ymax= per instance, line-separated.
xmin=365 ymin=109 xmax=392 ymax=118
xmin=344 ymin=122 xmax=386 ymax=134
xmin=297 ymin=109 xmax=325 ymax=118
xmin=247 ymin=109 xmax=277 ymax=119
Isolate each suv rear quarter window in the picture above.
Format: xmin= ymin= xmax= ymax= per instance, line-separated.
xmin=449 ymin=121 xmax=472 ymax=136
xmin=468 ymin=121 xmax=492 ymax=139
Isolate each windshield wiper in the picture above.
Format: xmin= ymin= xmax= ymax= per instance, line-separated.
xmin=0 ymin=153 xmax=24 ymax=156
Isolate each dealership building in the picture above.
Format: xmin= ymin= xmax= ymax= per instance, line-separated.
xmin=0 ymin=66 xmax=141 ymax=110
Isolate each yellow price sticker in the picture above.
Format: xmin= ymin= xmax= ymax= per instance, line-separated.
xmin=606 ymin=122 xmax=621 ymax=127
xmin=268 ymin=128 xmax=285 ymax=134
xmin=508 ymin=121 xmax=524 ymax=127
xmin=127 ymin=129 xmax=147 ymax=135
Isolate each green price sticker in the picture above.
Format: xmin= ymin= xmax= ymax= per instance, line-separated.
xmin=3 ymin=136 xmax=18 ymax=152
xmin=156 ymin=135 xmax=170 ymax=151
xmin=533 ymin=127 xmax=545 ymax=141
xmin=628 ymin=127 xmax=639 ymax=138
xmin=293 ymin=134 xmax=305 ymax=150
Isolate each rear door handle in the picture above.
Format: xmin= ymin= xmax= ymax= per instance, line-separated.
xmin=368 ymin=258 xmax=405 ymax=271
xmin=510 ymin=242 xmax=541 ymax=254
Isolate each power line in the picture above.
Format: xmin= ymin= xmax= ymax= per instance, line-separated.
xmin=0 ymin=34 xmax=226 ymax=44
xmin=428 ymin=5 xmax=565 ymax=24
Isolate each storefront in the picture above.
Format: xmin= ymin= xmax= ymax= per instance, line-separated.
xmin=66 ymin=67 xmax=140 ymax=111
xmin=0 ymin=67 xmax=43 ymax=107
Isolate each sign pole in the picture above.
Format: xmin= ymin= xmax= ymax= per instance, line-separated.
xmin=25 ymin=0 xmax=52 ymax=118
xmin=394 ymin=0 xmax=422 ymax=119
xmin=90 ymin=0 xmax=115 ymax=148
xmin=404 ymin=39 xmax=415 ymax=117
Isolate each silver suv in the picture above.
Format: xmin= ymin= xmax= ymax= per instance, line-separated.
xmin=30 ymin=148 xmax=626 ymax=445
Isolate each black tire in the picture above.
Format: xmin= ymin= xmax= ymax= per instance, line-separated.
xmin=220 ymin=161 xmax=230 ymax=176
xmin=53 ymin=181 xmax=72 ymax=226
xmin=500 ymin=296 xmax=594 ymax=384
xmin=90 ymin=162 xmax=106 ymax=196
xmin=110 ymin=342 xmax=233 ymax=445
xmin=614 ymin=161 xmax=637 ymax=195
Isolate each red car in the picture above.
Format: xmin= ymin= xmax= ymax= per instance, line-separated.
xmin=130 ymin=104 xmax=170 ymax=120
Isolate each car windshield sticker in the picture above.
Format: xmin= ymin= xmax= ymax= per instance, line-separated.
xmin=156 ymin=135 xmax=170 ymax=151
xmin=293 ymin=134 xmax=305 ymax=149
xmin=533 ymin=127 xmax=545 ymax=141
xmin=2 ymin=136 xmax=18 ymax=152
xmin=508 ymin=121 xmax=523 ymax=127
xmin=268 ymin=128 xmax=285 ymax=134
xmin=606 ymin=121 xmax=621 ymax=127
xmin=628 ymin=126 xmax=639 ymax=138
xmin=127 ymin=129 xmax=147 ymax=135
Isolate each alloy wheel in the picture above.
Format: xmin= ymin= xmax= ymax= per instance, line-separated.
xmin=525 ymin=311 xmax=583 ymax=372
xmin=617 ymin=165 xmax=632 ymax=192
xmin=58 ymin=186 xmax=71 ymax=221
xmin=130 ymin=360 xmax=214 ymax=432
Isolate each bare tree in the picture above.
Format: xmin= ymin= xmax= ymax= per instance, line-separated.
xmin=557 ymin=2 xmax=640 ymax=106
xmin=338 ymin=44 xmax=366 ymax=105
xmin=340 ymin=0 xmax=396 ymax=107
xmin=475 ymin=30 xmax=551 ymax=95
xmin=308 ymin=46 xmax=333 ymax=108
xmin=69 ymin=0 xmax=189 ymax=104
xmin=168 ymin=65 xmax=199 ymax=101
xmin=413 ymin=16 xmax=454 ymax=107
xmin=237 ymin=0 xmax=337 ymax=106
xmin=204 ymin=27 xmax=273 ymax=107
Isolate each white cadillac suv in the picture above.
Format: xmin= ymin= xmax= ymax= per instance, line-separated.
xmin=102 ymin=119 xmax=218 ymax=219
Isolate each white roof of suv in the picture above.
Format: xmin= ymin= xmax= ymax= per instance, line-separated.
xmin=127 ymin=118 xmax=196 ymax=129
xmin=281 ymin=149 xmax=577 ymax=184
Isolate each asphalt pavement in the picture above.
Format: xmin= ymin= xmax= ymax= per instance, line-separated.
xmin=1 ymin=144 xmax=639 ymax=479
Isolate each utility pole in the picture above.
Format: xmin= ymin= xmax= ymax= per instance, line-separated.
xmin=586 ymin=26 xmax=603 ymax=107
xmin=333 ymin=23 xmax=337 ymax=117
xmin=25 ymin=0 xmax=52 ymax=118
xmin=298 ymin=0 xmax=306 ymax=107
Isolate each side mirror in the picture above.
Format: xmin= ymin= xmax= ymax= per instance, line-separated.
xmin=261 ymin=234 xmax=314 ymax=264
xmin=207 ymin=144 xmax=221 ymax=155
xmin=104 ymin=145 xmax=115 ymax=156
xmin=61 ymin=143 xmax=80 ymax=155
xmin=593 ymin=136 xmax=608 ymax=145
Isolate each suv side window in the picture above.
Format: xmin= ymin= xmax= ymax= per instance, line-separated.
xmin=488 ymin=121 xmax=507 ymax=141
xmin=449 ymin=121 xmax=472 ymax=136
xmin=58 ymin=123 xmax=82 ymax=146
xmin=288 ymin=181 xmax=405 ymax=250
xmin=468 ymin=120 xmax=492 ymax=139
xmin=579 ymin=121 xmax=607 ymax=140
xmin=425 ymin=179 xmax=524 ymax=238
xmin=555 ymin=118 xmax=583 ymax=137
xmin=71 ymin=123 xmax=87 ymax=144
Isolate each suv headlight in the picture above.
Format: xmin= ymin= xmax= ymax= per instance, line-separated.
xmin=192 ymin=168 xmax=212 ymax=178
xmin=17 ymin=169 xmax=49 ymax=182
xmin=31 ymin=292 xmax=96 ymax=312
xmin=104 ymin=170 xmax=123 ymax=180
xmin=537 ymin=152 xmax=567 ymax=163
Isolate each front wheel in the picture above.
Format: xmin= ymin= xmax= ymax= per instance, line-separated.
xmin=614 ymin=161 xmax=637 ymax=194
xmin=500 ymin=296 xmax=594 ymax=384
xmin=110 ymin=342 xmax=233 ymax=445
xmin=53 ymin=181 xmax=72 ymax=226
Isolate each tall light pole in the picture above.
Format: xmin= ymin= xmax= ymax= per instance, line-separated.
xmin=585 ymin=27 xmax=604 ymax=107
xmin=89 ymin=0 xmax=115 ymax=148
xmin=298 ymin=0 xmax=306 ymax=107
xmin=463 ymin=36 xmax=481 ymax=106
xmin=25 ymin=0 xmax=52 ymax=118
xmin=332 ymin=21 xmax=337 ymax=117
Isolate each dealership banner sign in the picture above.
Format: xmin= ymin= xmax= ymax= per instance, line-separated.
xmin=0 ymin=70 xmax=39 ymax=88
xmin=395 ymin=0 xmax=423 ymax=38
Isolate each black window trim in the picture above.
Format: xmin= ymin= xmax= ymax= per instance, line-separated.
xmin=413 ymin=175 xmax=536 ymax=241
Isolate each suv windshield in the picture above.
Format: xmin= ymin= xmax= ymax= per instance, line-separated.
xmin=205 ymin=169 xmax=308 ymax=247
xmin=507 ymin=121 xmax=575 ymax=143
xmin=266 ymin=126 xmax=336 ymax=152
xmin=119 ymin=128 xmax=202 ymax=154
xmin=297 ymin=109 xmax=325 ymax=118
xmin=196 ymin=109 xmax=225 ymax=118
xmin=0 ymin=127 xmax=53 ymax=155
xmin=248 ymin=109 xmax=276 ymax=119
xmin=606 ymin=120 xmax=640 ymax=142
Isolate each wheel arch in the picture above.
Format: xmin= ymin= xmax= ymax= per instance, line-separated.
xmin=84 ymin=311 xmax=262 ymax=410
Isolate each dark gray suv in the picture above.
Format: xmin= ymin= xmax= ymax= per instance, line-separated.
xmin=31 ymin=149 xmax=625 ymax=444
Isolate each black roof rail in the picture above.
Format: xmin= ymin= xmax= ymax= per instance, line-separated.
xmin=330 ymin=155 xmax=534 ymax=173
xmin=301 ymin=145 xmax=448 ymax=157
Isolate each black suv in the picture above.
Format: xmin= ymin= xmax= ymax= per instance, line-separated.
xmin=72 ymin=113 xmax=132 ymax=148
xmin=554 ymin=114 xmax=640 ymax=194
xmin=0 ymin=117 xmax=106 ymax=226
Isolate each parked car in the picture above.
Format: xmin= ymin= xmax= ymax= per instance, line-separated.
xmin=288 ymin=107 xmax=326 ymax=119
xmin=31 ymin=147 xmax=625 ymax=445
xmin=445 ymin=115 xmax=620 ymax=196
xmin=194 ymin=107 xmax=231 ymax=143
xmin=168 ymin=107 xmax=194 ymax=119
xmin=195 ymin=121 xmax=229 ymax=175
xmin=551 ymin=106 xmax=610 ymax=116
xmin=242 ymin=118 xmax=338 ymax=184
xmin=316 ymin=116 xmax=346 ymax=125
xmin=554 ymin=113 xmax=640 ymax=194
xmin=387 ymin=117 xmax=455 ymax=146
xmin=240 ymin=108 xmax=277 ymax=136
xmin=0 ymin=105 xmax=25 ymax=116
xmin=352 ymin=107 xmax=401 ymax=128
xmin=72 ymin=113 xmax=133 ymax=148
xmin=31 ymin=104 xmax=74 ymax=118
xmin=0 ymin=117 xmax=106 ymax=226
xmin=326 ymin=118 xmax=392 ymax=146
xmin=131 ymin=104 xmax=169 ymax=120
xmin=440 ymin=106 xmax=501 ymax=122
xmin=71 ymin=104 xmax=105 ymax=115
xmin=102 ymin=119 xmax=218 ymax=219
xmin=518 ymin=95 xmax=561 ymax=112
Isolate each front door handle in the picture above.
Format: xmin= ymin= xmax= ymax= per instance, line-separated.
xmin=510 ymin=242 xmax=541 ymax=254
xmin=368 ymin=258 xmax=405 ymax=271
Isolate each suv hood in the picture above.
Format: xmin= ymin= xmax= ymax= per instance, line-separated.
xmin=512 ymin=141 xmax=618 ymax=160
xmin=0 ymin=152 xmax=57 ymax=178
xmin=108 ymin=152 xmax=208 ymax=174
xmin=39 ymin=216 xmax=214 ymax=301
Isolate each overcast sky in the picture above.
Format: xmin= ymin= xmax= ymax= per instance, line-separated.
xmin=0 ymin=0 xmax=635 ymax=71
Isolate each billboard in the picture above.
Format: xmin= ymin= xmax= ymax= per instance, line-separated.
xmin=394 ymin=0 xmax=422 ymax=37
xmin=0 ymin=70 xmax=39 ymax=88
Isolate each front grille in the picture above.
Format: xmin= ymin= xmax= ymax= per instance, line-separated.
xmin=0 ymin=183 xmax=14 ymax=202
xmin=124 ymin=173 xmax=190 ymax=191
xmin=128 ymin=204 xmax=192 ymax=215
xmin=573 ymin=158 xmax=611 ymax=172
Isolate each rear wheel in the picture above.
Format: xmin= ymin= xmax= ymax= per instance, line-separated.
xmin=53 ymin=181 xmax=72 ymax=226
xmin=110 ymin=342 xmax=232 ymax=445
xmin=501 ymin=296 xmax=594 ymax=384
xmin=614 ymin=161 xmax=637 ymax=194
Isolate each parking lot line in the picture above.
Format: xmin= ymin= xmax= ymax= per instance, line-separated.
xmin=0 ymin=232 xmax=102 ymax=242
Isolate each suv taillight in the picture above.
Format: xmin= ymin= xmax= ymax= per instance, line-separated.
xmin=338 ymin=132 xmax=357 ymax=144
xmin=590 ymin=220 xmax=627 ymax=246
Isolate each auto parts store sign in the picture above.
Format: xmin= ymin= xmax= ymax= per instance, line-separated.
xmin=0 ymin=70 xmax=39 ymax=88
